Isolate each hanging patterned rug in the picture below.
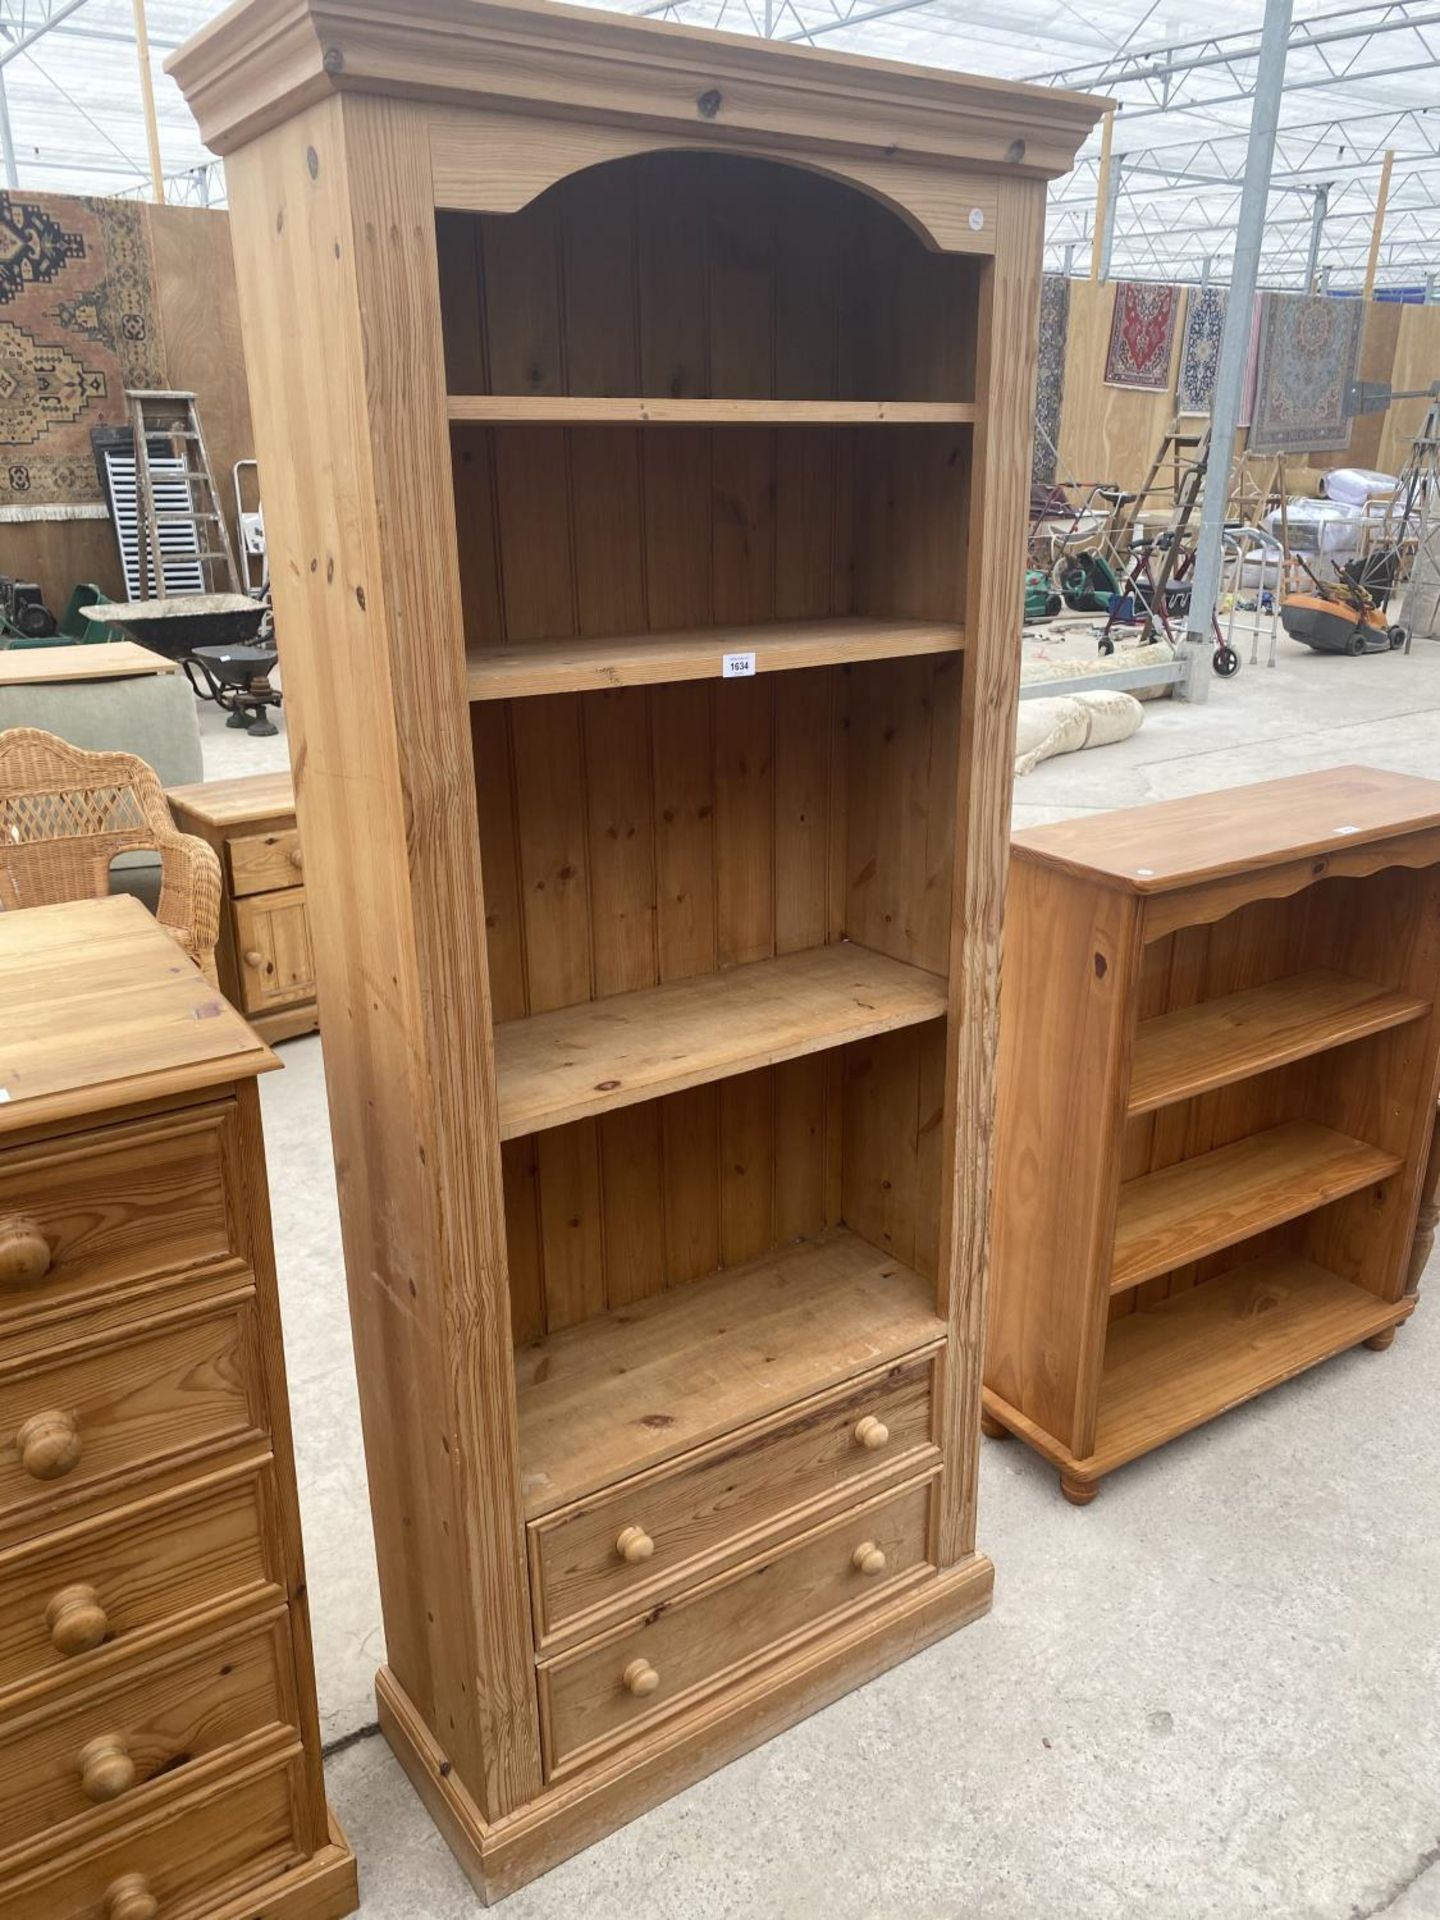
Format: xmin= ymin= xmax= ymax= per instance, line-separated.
xmin=1103 ymin=281 xmax=1179 ymax=390
xmin=1247 ymin=292 xmax=1363 ymax=455
xmin=1031 ymin=273 xmax=1069 ymax=487
xmin=0 ymin=191 xmax=163 ymax=506
xmin=1177 ymin=285 xmax=1227 ymax=415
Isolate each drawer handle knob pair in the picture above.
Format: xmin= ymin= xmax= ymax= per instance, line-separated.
xmin=47 ymin=1583 xmax=109 ymax=1656
xmin=852 ymin=1541 xmax=887 ymax=1576
xmin=289 ymin=846 xmax=304 ymax=869
xmin=623 ymin=1657 xmax=660 ymax=1698
xmin=0 ymin=1214 xmax=51 ymax=1288
xmin=107 ymin=1873 xmax=158 ymax=1920
xmin=615 ymin=1525 xmax=654 ymax=1565
xmin=79 ymin=1733 xmax=136 ymax=1803
xmin=17 ymin=1408 xmax=82 ymax=1480
xmin=853 ymin=1416 xmax=890 ymax=1451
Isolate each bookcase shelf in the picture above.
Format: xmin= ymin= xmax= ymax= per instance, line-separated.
xmin=466 ymin=617 xmax=966 ymax=701
xmin=1127 ymin=969 xmax=1429 ymax=1116
xmin=986 ymin=769 xmax=1440 ymax=1504
xmin=496 ymin=941 xmax=945 ymax=1139
xmin=447 ymin=396 xmax=978 ymax=425
xmin=1110 ymin=1120 xmax=1404 ymax=1296
xmin=515 ymin=1225 xmax=943 ymax=1517
xmin=1089 ymin=1257 xmax=1409 ymax=1481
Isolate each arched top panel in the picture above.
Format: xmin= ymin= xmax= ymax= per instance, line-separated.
xmin=427 ymin=107 xmax=1001 ymax=257
xmin=435 ymin=137 xmax=982 ymax=409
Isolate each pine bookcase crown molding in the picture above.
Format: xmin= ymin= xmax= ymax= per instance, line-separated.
xmin=168 ymin=0 xmax=1105 ymax=173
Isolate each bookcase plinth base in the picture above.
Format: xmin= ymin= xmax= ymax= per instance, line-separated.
xmin=376 ymin=1554 xmax=994 ymax=1905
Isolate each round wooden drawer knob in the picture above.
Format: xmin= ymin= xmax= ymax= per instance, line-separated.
xmin=288 ymin=847 xmax=304 ymax=869
xmin=47 ymin=1584 xmax=109 ymax=1657
xmin=17 ymin=1409 xmax=81 ymax=1481
xmin=243 ymin=948 xmax=265 ymax=968
xmin=852 ymin=1541 xmax=887 ymax=1576
xmin=106 ymin=1873 xmax=159 ymax=1920
xmin=853 ymin=1415 xmax=890 ymax=1451
xmin=615 ymin=1525 xmax=654 ymax=1565
xmin=622 ymin=1658 xmax=660 ymax=1698
xmin=0 ymin=1214 xmax=51 ymax=1288
xmin=79 ymin=1733 xmax=136 ymax=1803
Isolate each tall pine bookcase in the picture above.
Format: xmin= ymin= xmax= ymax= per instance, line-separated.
xmin=173 ymin=0 xmax=1102 ymax=1897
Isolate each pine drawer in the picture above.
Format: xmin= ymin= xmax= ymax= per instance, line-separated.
xmin=0 ymin=1735 xmax=309 ymax=1920
xmin=538 ymin=1474 xmax=935 ymax=1775
xmin=0 ymin=1106 xmax=243 ymax=1328
xmin=0 ymin=1607 xmax=294 ymax=1862
xmin=0 ymin=1461 xmax=273 ymax=1698
xmin=0 ymin=1298 xmax=262 ymax=1537
xmin=228 ymin=827 xmax=304 ymax=897
xmin=528 ymin=1353 xmax=939 ymax=1646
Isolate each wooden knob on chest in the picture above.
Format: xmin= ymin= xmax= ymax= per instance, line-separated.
xmin=288 ymin=846 xmax=304 ymax=869
xmin=0 ymin=1214 xmax=51 ymax=1287
xmin=106 ymin=1873 xmax=158 ymax=1920
xmin=622 ymin=1658 xmax=660 ymax=1698
xmin=852 ymin=1541 xmax=886 ymax=1576
xmin=17 ymin=1408 xmax=81 ymax=1480
xmin=242 ymin=948 xmax=264 ymax=968
xmin=615 ymin=1525 xmax=654 ymax=1565
xmin=853 ymin=1415 xmax=889 ymax=1451
xmin=47 ymin=1584 xmax=109 ymax=1657
xmin=79 ymin=1733 xmax=136 ymax=1803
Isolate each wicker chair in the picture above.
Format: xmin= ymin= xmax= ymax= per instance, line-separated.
xmin=0 ymin=727 xmax=222 ymax=985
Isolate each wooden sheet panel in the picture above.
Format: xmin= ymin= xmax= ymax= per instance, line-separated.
xmin=442 ymin=151 xmax=975 ymax=404
xmin=481 ymin=673 xmax=842 ymax=1018
xmin=503 ymin=1061 xmax=842 ymax=1336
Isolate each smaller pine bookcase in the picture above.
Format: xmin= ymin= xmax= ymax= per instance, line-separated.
xmin=984 ymin=767 xmax=1440 ymax=1504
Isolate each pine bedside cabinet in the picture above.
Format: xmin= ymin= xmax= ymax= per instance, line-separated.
xmin=985 ymin=767 xmax=1440 ymax=1505
xmin=171 ymin=0 xmax=1105 ymax=1899
xmin=167 ymin=773 xmax=318 ymax=1044
xmin=0 ymin=896 xmax=355 ymax=1920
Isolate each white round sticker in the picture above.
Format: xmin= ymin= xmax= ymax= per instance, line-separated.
xmin=968 ymin=207 xmax=985 ymax=232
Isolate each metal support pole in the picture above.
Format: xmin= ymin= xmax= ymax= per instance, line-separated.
xmin=0 ymin=67 xmax=17 ymax=190
xmin=1062 ymin=242 xmax=1075 ymax=278
xmin=1427 ymin=271 xmax=1438 ymax=306
xmin=131 ymin=0 xmax=165 ymax=203
xmin=1098 ymin=157 xmax=1124 ymax=284
xmin=1362 ymin=148 xmax=1394 ymax=301
xmin=1201 ymin=255 xmax=1212 ymax=288
xmin=1090 ymin=107 xmax=1115 ymax=283
xmin=1304 ymin=183 xmax=1329 ymax=291
xmin=1178 ymin=0 xmax=1292 ymax=704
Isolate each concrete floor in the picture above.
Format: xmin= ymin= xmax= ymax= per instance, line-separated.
xmin=206 ymin=622 xmax=1440 ymax=1918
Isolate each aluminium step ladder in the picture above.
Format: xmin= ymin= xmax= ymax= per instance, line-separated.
xmin=126 ymin=390 xmax=241 ymax=601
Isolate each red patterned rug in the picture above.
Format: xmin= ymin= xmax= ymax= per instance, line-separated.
xmin=1103 ymin=280 xmax=1179 ymax=391
xmin=0 ymin=191 xmax=163 ymax=505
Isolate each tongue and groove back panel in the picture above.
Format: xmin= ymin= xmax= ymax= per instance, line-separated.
xmin=449 ymin=149 xmax=971 ymax=1347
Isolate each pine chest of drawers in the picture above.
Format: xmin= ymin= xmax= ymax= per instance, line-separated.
xmin=167 ymin=773 xmax=318 ymax=1045
xmin=0 ymin=896 xmax=355 ymax=1920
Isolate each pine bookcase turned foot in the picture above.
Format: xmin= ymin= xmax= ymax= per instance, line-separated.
xmin=1364 ymin=1326 xmax=1399 ymax=1351
xmin=986 ymin=769 xmax=1440 ymax=1500
xmin=980 ymin=1411 xmax=1010 ymax=1440
xmin=1059 ymin=1473 xmax=1099 ymax=1507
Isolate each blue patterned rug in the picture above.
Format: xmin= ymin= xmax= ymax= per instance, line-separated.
xmin=1248 ymin=293 xmax=1363 ymax=455
xmin=1177 ymin=285 xmax=1226 ymax=415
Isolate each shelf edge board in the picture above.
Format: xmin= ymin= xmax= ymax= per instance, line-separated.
xmin=1125 ymin=978 xmax=1431 ymax=1118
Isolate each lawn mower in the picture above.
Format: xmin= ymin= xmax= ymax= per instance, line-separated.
xmin=1280 ymin=557 xmax=1406 ymax=658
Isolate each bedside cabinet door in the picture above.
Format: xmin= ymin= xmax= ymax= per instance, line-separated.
xmin=231 ymin=890 xmax=315 ymax=1014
